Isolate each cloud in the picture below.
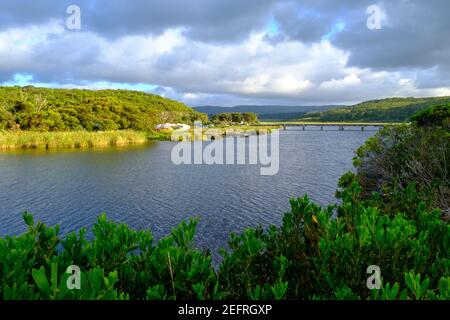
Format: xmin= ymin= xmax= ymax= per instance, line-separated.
xmin=0 ymin=0 xmax=449 ymax=106
xmin=319 ymin=73 xmax=361 ymax=91
xmin=0 ymin=0 xmax=277 ymax=42
xmin=288 ymin=0 xmax=450 ymax=89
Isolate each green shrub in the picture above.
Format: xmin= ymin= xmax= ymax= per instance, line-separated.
xmin=0 ymin=182 xmax=448 ymax=301
xmin=1 ymin=182 xmax=447 ymax=301
xmin=411 ymin=104 xmax=450 ymax=128
xmin=353 ymin=124 xmax=449 ymax=213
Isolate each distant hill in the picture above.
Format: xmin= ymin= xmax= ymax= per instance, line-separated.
xmin=194 ymin=105 xmax=339 ymax=122
xmin=196 ymin=97 xmax=450 ymax=123
xmin=258 ymin=112 xmax=310 ymax=121
xmin=0 ymin=86 xmax=206 ymax=131
xmin=299 ymin=97 xmax=450 ymax=122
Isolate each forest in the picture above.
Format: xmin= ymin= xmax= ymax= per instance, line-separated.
xmin=210 ymin=112 xmax=259 ymax=125
xmin=0 ymin=86 xmax=207 ymax=132
xmin=299 ymin=97 xmax=450 ymax=122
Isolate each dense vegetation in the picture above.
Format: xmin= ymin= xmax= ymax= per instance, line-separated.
xmin=0 ymin=86 xmax=207 ymax=132
xmin=300 ymin=97 xmax=450 ymax=123
xmin=0 ymin=106 xmax=448 ymax=300
xmin=210 ymin=112 xmax=259 ymax=125
xmin=352 ymin=104 xmax=449 ymax=214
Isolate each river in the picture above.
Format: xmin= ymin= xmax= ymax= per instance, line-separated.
xmin=0 ymin=126 xmax=377 ymax=262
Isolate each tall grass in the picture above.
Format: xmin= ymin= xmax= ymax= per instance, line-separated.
xmin=0 ymin=126 xmax=279 ymax=150
xmin=0 ymin=130 xmax=148 ymax=150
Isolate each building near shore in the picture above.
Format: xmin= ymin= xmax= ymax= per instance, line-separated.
xmin=156 ymin=123 xmax=191 ymax=130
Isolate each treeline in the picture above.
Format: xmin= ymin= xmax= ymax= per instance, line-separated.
xmin=300 ymin=97 xmax=450 ymax=122
xmin=0 ymin=86 xmax=207 ymax=132
xmin=210 ymin=112 xmax=259 ymax=125
xmin=0 ymin=105 xmax=448 ymax=300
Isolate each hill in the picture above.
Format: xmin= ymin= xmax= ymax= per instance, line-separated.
xmin=0 ymin=86 xmax=206 ymax=131
xmin=299 ymin=97 xmax=450 ymax=122
xmin=194 ymin=105 xmax=338 ymax=121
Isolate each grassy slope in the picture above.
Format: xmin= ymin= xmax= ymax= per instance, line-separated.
xmin=298 ymin=96 xmax=450 ymax=122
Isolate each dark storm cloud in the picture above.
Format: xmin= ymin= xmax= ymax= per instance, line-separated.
xmin=0 ymin=1 xmax=68 ymax=28
xmin=269 ymin=0 xmax=450 ymax=88
xmin=270 ymin=1 xmax=450 ymax=68
xmin=89 ymin=0 xmax=278 ymax=42
xmin=0 ymin=0 xmax=277 ymax=42
xmin=272 ymin=2 xmax=331 ymax=43
xmin=332 ymin=1 xmax=450 ymax=71
xmin=1 ymin=0 xmax=449 ymax=68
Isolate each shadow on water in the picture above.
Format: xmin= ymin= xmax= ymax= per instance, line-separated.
xmin=0 ymin=140 xmax=159 ymax=156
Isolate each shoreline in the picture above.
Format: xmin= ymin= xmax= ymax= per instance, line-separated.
xmin=0 ymin=130 xmax=149 ymax=151
xmin=0 ymin=126 xmax=281 ymax=150
xmin=167 ymin=125 xmax=281 ymax=141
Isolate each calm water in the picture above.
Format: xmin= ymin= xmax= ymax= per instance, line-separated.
xmin=0 ymin=127 xmax=376 ymax=261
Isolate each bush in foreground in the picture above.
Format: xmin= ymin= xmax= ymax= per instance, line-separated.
xmin=352 ymin=104 xmax=449 ymax=215
xmin=0 ymin=181 xmax=448 ymax=300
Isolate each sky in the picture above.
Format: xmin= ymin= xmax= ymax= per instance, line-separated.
xmin=0 ymin=0 xmax=449 ymax=107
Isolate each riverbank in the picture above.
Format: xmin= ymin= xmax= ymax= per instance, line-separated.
xmin=152 ymin=125 xmax=281 ymax=142
xmin=0 ymin=126 xmax=280 ymax=150
xmin=0 ymin=130 xmax=149 ymax=150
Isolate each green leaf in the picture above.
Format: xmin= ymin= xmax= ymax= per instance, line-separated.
xmin=51 ymin=263 xmax=58 ymax=293
xmin=23 ymin=212 xmax=34 ymax=227
xmin=32 ymin=267 xmax=51 ymax=297
xmin=420 ymin=278 xmax=430 ymax=294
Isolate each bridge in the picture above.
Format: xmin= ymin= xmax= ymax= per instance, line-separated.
xmin=258 ymin=122 xmax=400 ymax=131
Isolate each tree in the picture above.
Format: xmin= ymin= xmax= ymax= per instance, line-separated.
xmin=0 ymin=86 xmax=206 ymax=132
xmin=411 ymin=104 xmax=450 ymax=127
xmin=242 ymin=112 xmax=259 ymax=124
xmin=211 ymin=112 xmax=259 ymax=125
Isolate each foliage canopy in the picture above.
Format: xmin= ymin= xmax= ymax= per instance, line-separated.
xmin=0 ymin=86 xmax=207 ymax=132
xmin=300 ymin=97 xmax=450 ymax=123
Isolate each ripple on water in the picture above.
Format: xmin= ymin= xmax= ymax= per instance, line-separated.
xmin=0 ymin=130 xmax=375 ymax=262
